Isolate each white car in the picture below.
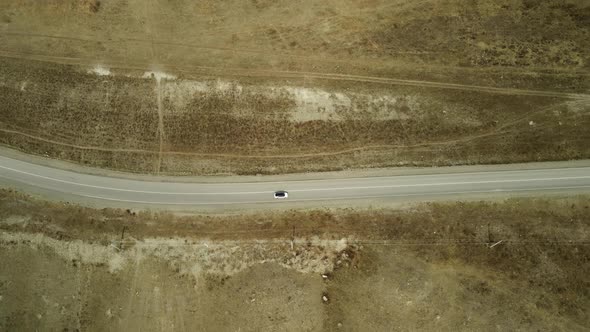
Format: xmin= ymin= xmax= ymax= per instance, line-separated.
xmin=274 ymin=191 xmax=289 ymax=199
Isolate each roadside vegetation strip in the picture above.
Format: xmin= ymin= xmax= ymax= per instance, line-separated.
xmin=0 ymin=188 xmax=587 ymax=242
xmin=1 ymin=191 xmax=589 ymax=331
xmin=1 ymin=54 xmax=588 ymax=174
xmin=0 ymin=121 xmax=547 ymax=159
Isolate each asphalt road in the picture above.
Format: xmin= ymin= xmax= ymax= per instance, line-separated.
xmin=1 ymin=155 xmax=590 ymax=210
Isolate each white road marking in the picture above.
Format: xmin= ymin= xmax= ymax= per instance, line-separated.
xmin=1 ymin=155 xmax=589 ymax=184
xmin=78 ymin=185 xmax=590 ymax=205
xmin=0 ymin=165 xmax=270 ymax=194
xmin=286 ymin=176 xmax=590 ymax=193
xmin=1 ymin=164 xmax=589 ymax=195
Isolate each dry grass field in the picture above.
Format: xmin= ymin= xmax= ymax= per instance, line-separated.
xmin=1 ymin=2 xmax=589 ymax=330
xmin=0 ymin=190 xmax=589 ymax=330
xmin=0 ymin=0 xmax=588 ymax=174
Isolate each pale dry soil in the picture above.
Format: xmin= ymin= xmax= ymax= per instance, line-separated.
xmin=0 ymin=0 xmax=589 ymax=175
xmin=0 ymin=190 xmax=589 ymax=331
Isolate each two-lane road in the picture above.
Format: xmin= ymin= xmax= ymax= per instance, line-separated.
xmin=0 ymin=155 xmax=589 ymax=210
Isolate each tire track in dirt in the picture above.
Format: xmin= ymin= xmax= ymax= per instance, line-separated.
xmin=1 ymin=50 xmax=588 ymax=101
xmin=259 ymin=71 xmax=590 ymax=100
xmin=0 ymin=112 xmax=553 ymax=160
xmin=155 ymin=76 xmax=165 ymax=174
xmin=0 ymin=48 xmax=583 ymax=160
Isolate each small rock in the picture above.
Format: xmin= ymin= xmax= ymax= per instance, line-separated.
xmin=322 ymin=295 xmax=329 ymax=302
xmin=337 ymin=322 xmax=343 ymax=328
xmin=529 ymin=120 xmax=535 ymax=126
xmin=36 ymin=313 xmax=42 ymax=320
xmin=321 ymin=274 xmax=328 ymax=279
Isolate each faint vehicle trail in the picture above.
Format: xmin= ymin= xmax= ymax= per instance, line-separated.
xmin=144 ymin=72 xmax=173 ymax=174
xmin=0 ymin=104 xmax=561 ymax=160
xmin=1 ymin=50 xmax=588 ymax=101
xmin=156 ymin=76 xmax=164 ymax=174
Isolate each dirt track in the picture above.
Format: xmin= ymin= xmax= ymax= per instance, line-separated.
xmin=0 ymin=99 xmax=571 ymax=159
xmin=2 ymin=49 xmax=589 ymax=100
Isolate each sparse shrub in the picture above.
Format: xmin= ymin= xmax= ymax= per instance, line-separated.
xmin=81 ymin=0 xmax=100 ymax=13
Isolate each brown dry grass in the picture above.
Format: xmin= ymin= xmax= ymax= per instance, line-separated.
xmin=0 ymin=57 xmax=589 ymax=175
xmin=1 ymin=190 xmax=589 ymax=330
xmin=4 ymin=0 xmax=590 ymax=75
xmin=2 ymin=0 xmax=588 ymax=73
xmin=81 ymin=0 xmax=101 ymax=13
xmin=0 ymin=189 xmax=588 ymax=245
xmin=0 ymin=0 xmax=588 ymax=174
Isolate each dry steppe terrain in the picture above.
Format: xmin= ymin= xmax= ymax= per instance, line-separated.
xmin=1 ymin=2 xmax=589 ymax=330
xmin=0 ymin=0 xmax=588 ymax=174
xmin=0 ymin=190 xmax=589 ymax=331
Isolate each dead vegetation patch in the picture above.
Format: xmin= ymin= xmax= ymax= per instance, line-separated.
xmin=0 ymin=190 xmax=588 ymax=330
xmin=1 ymin=57 xmax=588 ymax=175
xmin=81 ymin=0 xmax=101 ymax=13
xmin=0 ymin=0 xmax=588 ymax=175
xmin=0 ymin=189 xmax=588 ymax=246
